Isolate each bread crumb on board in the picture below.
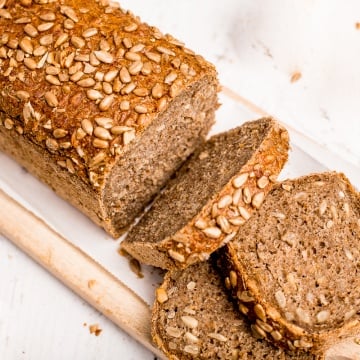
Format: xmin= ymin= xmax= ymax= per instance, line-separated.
xmin=118 ymin=247 xmax=144 ymax=278
xmin=355 ymin=22 xmax=360 ymax=29
xmin=89 ymin=323 xmax=102 ymax=336
xmin=87 ymin=279 xmax=96 ymax=289
xmin=290 ymin=71 xmax=302 ymax=83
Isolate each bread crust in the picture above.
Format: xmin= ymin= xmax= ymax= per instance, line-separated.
xmin=122 ymin=118 xmax=289 ymax=269
xmin=0 ymin=0 xmax=218 ymax=236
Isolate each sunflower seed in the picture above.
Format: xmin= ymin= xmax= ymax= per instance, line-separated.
xmin=23 ymin=24 xmax=38 ymax=38
xmin=4 ymin=118 xmax=14 ymax=130
xmin=94 ymin=126 xmax=112 ymax=141
xmin=183 ymin=345 xmax=199 ymax=355
xmin=252 ymin=191 xmax=265 ymax=209
xmin=37 ymin=22 xmax=54 ymax=32
xmin=39 ymin=12 xmax=56 ymax=21
xmin=134 ymin=104 xmax=148 ymax=114
xmin=124 ymin=22 xmax=138 ymax=32
xmin=71 ymin=36 xmax=85 ymax=49
xmin=218 ymin=195 xmax=232 ymax=209
xmin=60 ymin=6 xmax=79 ymax=23
xmin=194 ymin=218 xmax=207 ymax=230
xmin=77 ymin=78 xmax=95 ymax=87
xmin=238 ymin=206 xmax=251 ymax=220
xmin=99 ymin=95 xmax=114 ymax=111
xmin=86 ymin=89 xmax=103 ymax=101
xmin=164 ymin=71 xmax=177 ymax=84
xmin=103 ymin=69 xmax=119 ymax=82
xmin=92 ymin=138 xmax=109 ymax=149
xmin=95 ymin=117 xmax=113 ymax=129
xmin=24 ymin=57 xmax=37 ymax=70
xmin=45 ymin=91 xmax=58 ymax=107
xmin=19 ymin=37 xmax=33 ymax=54
xmin=53 ymin=128 xmax=68 ymax=139
xmin=145 ymin=51 xmax=161 ymax=63
xmin=16 ymin=90 xmax=30 ymax=101
xmin=202 ymin=226 xmax=222 ymax=239
xmin=216 ymin=215 xmax=231 ymax=234
xmin=208 ymin=333 xmax=228 ymax=342
xmin=0 ymin=9 xmax=11 ymax=19
xmin=33 ymin=45 xmax=47 ymax=57
xmin=45 ymin=138 xmax=58 ymax=152
xmin=81 ymin=119 xmax=93 ymax=135
xmin=125 ymin=51 xmax=141 ymax=61
xmin=181 ymin=316 xmax=198 ymax=329
xmin=94 ymin=50 xmax=113 ymax=64
xmin=128 ymin=61 xmax=143 ymax=75
xmin=82 ymin=28 xmax=98 ymax=38
xmin=157 ymin=45 xmax=175 ymax=56
xmin=233 ymin=173 xmax=249 ymax=188
xmin=54 ymin=33 xmax=69 ymax=48
xmin=168 ymin=249 xmax=185 ymax=263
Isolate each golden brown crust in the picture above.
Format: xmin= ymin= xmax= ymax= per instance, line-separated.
xmin=0 ymin=0 xmax=218 ymax=236
xmin=0 ymin=0 xmax=216 ymax=189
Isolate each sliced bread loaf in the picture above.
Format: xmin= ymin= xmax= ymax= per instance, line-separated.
xmin=121 ymin=118 xmax=289 ymax=269
xmin=0 ymin=0 xmax=218 ymax=237
xmin=219 ymin=172 xmax=360 ymax=355
xmin=152 ymin=260 xmax=320 ymax=359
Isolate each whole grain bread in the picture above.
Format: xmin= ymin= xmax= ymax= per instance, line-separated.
xmin=219 ymin=172 xmax=360 ymax=355
xmin=152 ymin=259 xmax=320 ymax=359
xmin=0 ymin=0 xmax=218 ymax=237
xmin=121 ymin=118 xmax=289 ymax=269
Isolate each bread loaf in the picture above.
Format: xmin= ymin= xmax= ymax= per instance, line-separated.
xmin=121 ymin=118 xmax=289 ymax=269
xmin=0 ymin=0 xmax=218 ymax=237
xmin=152 ymin=259 xmax=320 ymax=359
xmin=219 ymin=172 xmax=360 ymax=355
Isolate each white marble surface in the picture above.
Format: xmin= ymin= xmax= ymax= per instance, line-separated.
xmin=1 ymin=1 xmax=360 ymax=359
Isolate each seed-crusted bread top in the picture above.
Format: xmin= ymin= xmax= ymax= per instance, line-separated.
xmin=221 ymin=172 xmax=360 ymax=355
xmin=121 ymin=118 xmax=289 ymax=269
xmin=152 ymin=260 xmax=320 ymax=359
xmin=0 ymin=0 xmax=216 ymax=190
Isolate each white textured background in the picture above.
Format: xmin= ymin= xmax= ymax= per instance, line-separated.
xmin=1 ymin=1 xmax=359 ymax=359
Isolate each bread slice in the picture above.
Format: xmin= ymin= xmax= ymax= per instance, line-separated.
xmin=121 ymin=118 xmax=289 ymax=269
xmin=219 ymin=172 xmax=360 ymax=355
xmin=0 ymin=0 xmax=218 ymax=237
xmin=152 ymin=260 xmax=320 ymax=359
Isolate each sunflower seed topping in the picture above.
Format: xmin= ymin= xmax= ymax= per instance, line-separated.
xmin=24 ymin=24 xmax=39 ymax=38
xmin=202 ymin=227 xmax=222 ymax=239
xmin=168 ymin=249 xmax=185 ymax=263
xmin=94 ymin=50 xmax=114 ymax=64
xmin=45 ymin=91 xmax=58 ymax=107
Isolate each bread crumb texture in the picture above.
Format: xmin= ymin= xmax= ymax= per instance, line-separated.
xmin=152 ymin=260 xmax=318 ymax=359
xmin=223 ymin=172 xmax=360 ymax=355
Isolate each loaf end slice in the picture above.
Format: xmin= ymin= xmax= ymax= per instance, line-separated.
xmin=0 ymin=0 xmax=218 ymax=237
xmin=220 ymin=172 xmax=360 ymax=355
xmin=152 ymin=260 xmax=321 ymax=359
xmin=121 ymin=118 xmax=289 ymax=269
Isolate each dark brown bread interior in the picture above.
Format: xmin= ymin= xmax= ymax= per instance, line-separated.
xmin=0 ymin=0 xmax=218 ymax=237
xmin=152 ymin=260 xmax=320 ymax=359
xmin=122 ymin=118 xmax=289 ymax=269
xmin=220 ymin=172 xmax=360 ymax=355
